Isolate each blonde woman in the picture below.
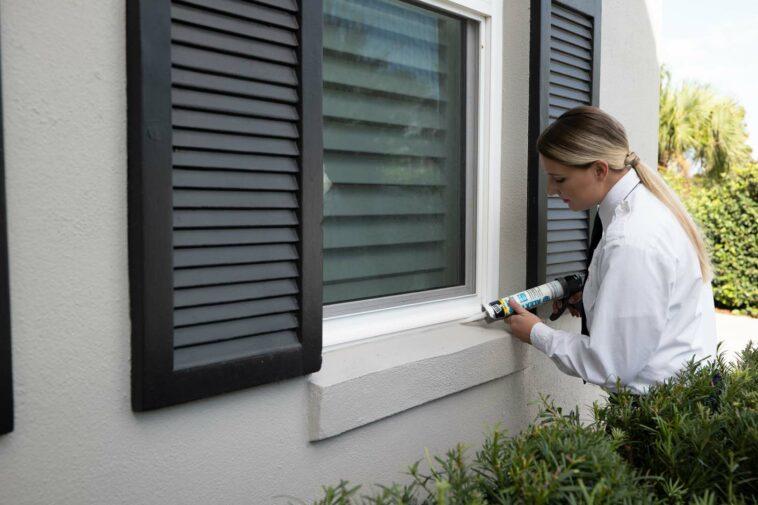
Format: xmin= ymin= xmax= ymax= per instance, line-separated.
xmin=506 ymin=106 xmax=717 ymax=396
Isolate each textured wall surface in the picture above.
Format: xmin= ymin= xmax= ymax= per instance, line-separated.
xmin=0 ymin=0 xmax=659 ymax=503
xmin=599 ymin=0 xmax=663 ymax=166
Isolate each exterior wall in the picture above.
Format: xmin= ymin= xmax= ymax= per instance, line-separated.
xmin=0 ymin=1 xmax=660 ymax=504
xmin=599 ymin=0 xmax=663 ymax=167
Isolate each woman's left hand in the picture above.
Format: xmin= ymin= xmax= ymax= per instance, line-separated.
xmin=505 ymin=298 xmax=543 ymax=344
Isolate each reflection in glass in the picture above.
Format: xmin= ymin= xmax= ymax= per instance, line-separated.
xmin=322 ymin=0 xmax=465 ymax=305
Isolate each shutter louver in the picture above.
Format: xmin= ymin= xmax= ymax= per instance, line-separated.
xmin=128 ymin=0 xmax=323 ymax=410
xmin=528 ymin=0 xmax=601 ymax=286
xmin=170 ymin=0 xmax=304 ymax=370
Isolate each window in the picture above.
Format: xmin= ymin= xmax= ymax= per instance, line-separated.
xmin=322 ymin=0 xmax=474 ymax=313
xmin=321 ymin=0 xmax=498 ymax=347
xmin=321 ymin=0 xmax=477 ymax=320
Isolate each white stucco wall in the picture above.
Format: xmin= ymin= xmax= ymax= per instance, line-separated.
xmin=599 ymin=0 xmax=663 ymax=167
xmin=0 ymin=1 xmax=661 ymax=503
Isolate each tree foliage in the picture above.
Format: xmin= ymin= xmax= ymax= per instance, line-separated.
xmin=658 ymin=67 xmax=753 ymax=177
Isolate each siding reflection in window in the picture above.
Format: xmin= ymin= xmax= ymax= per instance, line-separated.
xmin=322 ymin=0 xmax=465 ymax=305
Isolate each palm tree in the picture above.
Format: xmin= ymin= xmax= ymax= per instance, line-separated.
xmin=658 ymin=66 xmax=752 ymax=177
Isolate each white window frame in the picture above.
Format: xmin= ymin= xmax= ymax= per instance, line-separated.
xmin=323 ymin=0 xmax=502 ymax=347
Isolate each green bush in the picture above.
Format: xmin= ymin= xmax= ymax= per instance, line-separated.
xmin=308 ymin=345 xmax=758 ymax=505
xmin=663 ymin=165 xmax=758 ymax=316
xmin=308 ymin=402 xmax=656 ymax=504
xmin=473 ymin=407 xmax=655 ymax=504
xmin=594 ymin=343 xmax=758 ymax=504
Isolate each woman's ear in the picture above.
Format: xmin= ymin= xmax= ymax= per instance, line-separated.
xmin=593 ymin=160 xmax=610 ymax=180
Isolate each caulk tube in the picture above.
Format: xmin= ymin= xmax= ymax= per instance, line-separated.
xmin=483 ymin=273 xmax=585 ymax=320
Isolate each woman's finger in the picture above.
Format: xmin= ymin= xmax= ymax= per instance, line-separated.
xmin=568 ymin=291 xmax=583 ymax=304
xmin=507 ymin=298 xmax=527 ymax=314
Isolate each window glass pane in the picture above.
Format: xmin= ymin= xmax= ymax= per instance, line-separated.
xmin=322 ymin=0 xmax=466 ymax=305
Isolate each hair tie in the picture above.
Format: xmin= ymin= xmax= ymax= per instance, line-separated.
xmin=624 ymin=151 xmax=640 ymax=168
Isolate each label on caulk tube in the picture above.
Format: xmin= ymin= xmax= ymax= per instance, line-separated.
xmin=485 ymin=280 xmax=565 ymax=320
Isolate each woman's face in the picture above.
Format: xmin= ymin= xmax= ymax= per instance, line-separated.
xmin=540 ymin=155 xmax=606 ymax=211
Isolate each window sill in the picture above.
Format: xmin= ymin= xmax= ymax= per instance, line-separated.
xmin=323 ymin=295 xmax=483 ymax=347
xmin=307 ymin=319 xmax=529 ymax=441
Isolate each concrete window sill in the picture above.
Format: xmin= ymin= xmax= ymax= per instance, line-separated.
xmin=307 ymin=320 xmax=529 ymax=441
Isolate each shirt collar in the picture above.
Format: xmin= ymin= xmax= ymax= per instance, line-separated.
xmin=598 ymin=169 xmax=641 ymax=228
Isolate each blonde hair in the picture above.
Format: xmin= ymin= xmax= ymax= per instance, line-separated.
xmin=537 ymin=106 xmax=712 ymax=282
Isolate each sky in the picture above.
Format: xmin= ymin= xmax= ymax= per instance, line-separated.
xmin=660 ymin=0 xmax=758 ymax=155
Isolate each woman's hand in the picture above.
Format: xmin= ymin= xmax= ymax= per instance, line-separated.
xmin=551 ymin=291 xmax=583 ymax=319
xmin=504 ymin=298 xmax=543 ymax=344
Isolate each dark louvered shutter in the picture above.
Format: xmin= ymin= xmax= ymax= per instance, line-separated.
xmin=127 ymin=0 xmax=323 ymax=411
xmin=0 ymin=21 xmax=12 ymax=435
xmin=527 ymin=0 xmax=601 ymax=287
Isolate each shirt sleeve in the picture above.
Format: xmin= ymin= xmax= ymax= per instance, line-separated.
xmin=529 ymin=241 xmax=674 ymax=390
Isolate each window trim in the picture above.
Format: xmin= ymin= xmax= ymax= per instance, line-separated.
xmin=323 ymin=0 xmax=501 ymax=347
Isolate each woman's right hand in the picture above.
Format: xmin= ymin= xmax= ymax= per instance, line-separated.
xmin=551 ymin=291 xmax=583 ymax=318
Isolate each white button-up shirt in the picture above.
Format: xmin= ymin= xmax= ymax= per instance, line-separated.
xmin=530 ymin=169 xmax=717 ymax=394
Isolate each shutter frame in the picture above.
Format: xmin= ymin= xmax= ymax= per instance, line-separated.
xmin=527 ymin=0 xmax=601 ymax=288
xmin=0 ymin=19 xmax=12 ymax=435
xmin=127 ymin=0 xmax=323 ymax=412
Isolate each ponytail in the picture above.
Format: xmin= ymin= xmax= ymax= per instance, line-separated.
xmin=633 ymin=160 xmax=712 ymax=281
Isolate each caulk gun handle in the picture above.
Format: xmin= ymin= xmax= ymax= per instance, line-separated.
xmin=548 ymin=273 xmax=585 ymax=321
xmin=549 ymin=298 xmax=567 ymax=321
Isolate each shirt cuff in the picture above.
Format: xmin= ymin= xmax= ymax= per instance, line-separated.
xmin=529 ymin=322 xmax=554 ymax=354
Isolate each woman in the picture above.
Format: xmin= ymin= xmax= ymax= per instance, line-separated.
xmin=506 ymin=106 xmax=717 ymax=395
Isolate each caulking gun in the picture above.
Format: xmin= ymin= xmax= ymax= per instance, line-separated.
xmin=463 ymin=273 xmax=586 ymax=323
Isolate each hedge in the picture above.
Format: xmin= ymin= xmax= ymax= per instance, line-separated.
xmin=306 ymin=344 xmax=758 ymax=504
xmin=596 ymin=343 xmax=758 ymax=503
xmin=308 ymin=405 xmax=655 ymax=505
xmin=663 ymin=165 xmax=757 ymax=316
